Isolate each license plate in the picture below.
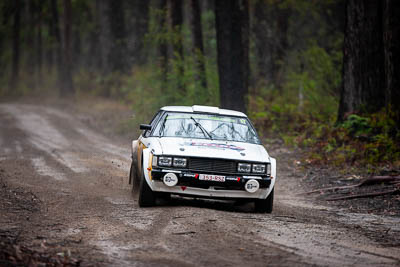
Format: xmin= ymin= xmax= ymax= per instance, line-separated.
xmin=199 ymin=174 xmax=225 ymax=182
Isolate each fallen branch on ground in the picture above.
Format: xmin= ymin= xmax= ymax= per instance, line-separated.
xmin=301 ymin=176 xmax=400 ymax=195
xmin=325 ymin=188 xmax=400 ymax=201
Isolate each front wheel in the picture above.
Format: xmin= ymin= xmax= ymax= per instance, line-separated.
xmin=138 ymin=168 xmax=156 ymax=207
xmin=130 ymin=162 xmax=140 ymax=195
xmin=255 ymin=188 xmax=274 ymax=213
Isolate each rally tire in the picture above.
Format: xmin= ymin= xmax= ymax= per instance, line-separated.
xmin=130 ymin=162 xmax=140 ymax=195
xmin=255 ymin=188 xmax=274 ymax=213
xmin=138 ymin=167 xmax=156 ymax=207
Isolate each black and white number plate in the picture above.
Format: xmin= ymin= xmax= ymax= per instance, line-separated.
xmin=199 ymin=174 xmax=226 ymax=182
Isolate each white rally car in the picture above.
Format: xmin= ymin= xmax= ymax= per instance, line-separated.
xmin=129 ymin=105 xmax=276 ymax=213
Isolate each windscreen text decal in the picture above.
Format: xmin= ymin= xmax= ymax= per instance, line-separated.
xmin=182 ymin=142 xmax=245 ymax=151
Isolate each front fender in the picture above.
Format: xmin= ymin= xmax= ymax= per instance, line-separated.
xmin=260 ymin=157 xmax=277 ymax=199
xmin=142 ymin=148 xmax=156 ymax=191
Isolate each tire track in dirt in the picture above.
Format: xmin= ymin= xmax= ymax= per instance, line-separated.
xmin=1 ymin=103 xmax=399 ymax=267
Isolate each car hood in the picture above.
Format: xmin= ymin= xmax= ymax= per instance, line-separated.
xmin=156 ymin=137 xmax=270 ymax=162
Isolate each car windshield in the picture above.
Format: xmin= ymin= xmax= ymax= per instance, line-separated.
xmin=151 ymin=112 xmax=260 ymax=144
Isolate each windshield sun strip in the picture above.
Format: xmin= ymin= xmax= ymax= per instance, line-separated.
xmin=150 ymin=112 xmax=261 ymax=144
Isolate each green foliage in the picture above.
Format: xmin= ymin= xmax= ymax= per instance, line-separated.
xmin=249 ymin=44 xmax=340 ymax=142
xmin=72 ymin=6 xmax=220 ymax=138
xmin=284 ymin=44 xmax=341 ymax=118
xmin=341 ymin=114 xmax=371 ymax=137
xmin=250 ymin=49 xmax=398 ymax=169
xmin=303 ymin=110 xmax=400 ymax=169
xmin=120 ymin=5 xmax=219 ymax=126
xmin=2 ymin=0 xmax=397 ymax=170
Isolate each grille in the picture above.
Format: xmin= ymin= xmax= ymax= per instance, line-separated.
xmin=188 ymin=158 xmax=236 ymax=173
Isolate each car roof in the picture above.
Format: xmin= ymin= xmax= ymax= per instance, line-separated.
xmin=160 ymin=105 xmax=247 ymax=117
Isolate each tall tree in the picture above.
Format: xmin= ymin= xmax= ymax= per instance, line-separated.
xmin=189 ymin=0 xmax=207 ymax=90
xmin=51 ymin=0 xmax=64 ymax=94
xmin=158 ymin=0 xmax=168 ymax=87
xmin=252 ymin=0 xmax=289 ymax=88
xmin=95 ymin=0 xmax=110 ymax=73
xmin=241 ymin=0 xmax=249 ymax=91
xmin=337 ymin=0 xmax=385 ymax=121
xmin=215 ymin=0 xmax=248 ymax=113
xmin=27 ymin=0 xmax=36 ymax=89
xmin=60 ymin=0 xmax=74 ymax=96
xmin=46 ymin=4 xmax=55 ymax=71
xmin=169 ymin=0 xmax=185 ymax=93
xmin=10 ymin=0 xmax=21 ymax=90
xmin=274 ymin=4 xmax=289 ymax=88
xmin=127 ymin=1 xmax=149 ymax=65
xmin=108 ymin=0 xmax=127 ymax=73
xmin=253 ymin=0 xmax=269 ymax=86
xmin=36 ymin=0 xmax=43 ymax=86
xmin=383 ymin=0 xmax=400 ymax=128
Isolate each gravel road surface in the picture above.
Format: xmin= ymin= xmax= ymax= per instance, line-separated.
xmin=0 ymin=103 xmax=399 ymax=266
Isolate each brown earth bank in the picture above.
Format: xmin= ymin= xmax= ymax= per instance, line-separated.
xmin=0 ymin=99 xmax=399 ymax=266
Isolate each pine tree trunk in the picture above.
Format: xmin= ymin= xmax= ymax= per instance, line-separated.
xmin=337 ymin=0 xmax=385 ymax=121
xmin=150 ymin=0 xmax=169 ymax=89
xmin=169 ymin=0 xmax=185 ymax=93
xmin=36 ymin=1 xmax=43 ymax=87
xmin=10 ymin=0 xmax=21 ymax=90
xmin=61 ymin=0 xmax=74 ymax=96
xmin=241 ymin=0 xmax=249 ymax=92
xmin=170 ymin=0 xmax=183 ymax=58
xmin=383 ymin=0 xmax=400 ymax=130
xmin=158 ymin=0 xmax=168 ymax=88
xmin=253 ymin=0 xmax=270 ymax=87
xmin=96 ymin=0 xmax=110 ymax=73
xmin=190 ymin=0 xmax=207 ymax=91
xmin=215 ymin=0 xmax=248 ymax=113
xmin=274 ymin=6 xmax=289 ymax=88
xmin=128 ymin=1 xmax=149 ymax=65
xmin=108 ymin=0 xmax=127 ymax=73
xmin=252 ymin=0 xmax=288 ymax=89
xmin=46 ymin=12 xmax=54 ymax=71
xmin=51 ymin=0 xmax=64 ymax=95
xmin=27 ymin=0 xmax=36 ymax=89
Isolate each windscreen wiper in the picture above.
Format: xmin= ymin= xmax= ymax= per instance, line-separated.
xmin=190 ymin=116 xmax=213 ymax=140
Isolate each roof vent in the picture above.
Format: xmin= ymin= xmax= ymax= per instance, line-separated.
xmin=192 ymin=105 xmax=220 ymax=114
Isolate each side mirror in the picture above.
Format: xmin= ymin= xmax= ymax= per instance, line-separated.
xmin=140 ymin=124 xmax=152 ymax=131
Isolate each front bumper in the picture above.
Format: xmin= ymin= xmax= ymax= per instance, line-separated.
xmin=150 ymin=168 xmax=273 ymax=199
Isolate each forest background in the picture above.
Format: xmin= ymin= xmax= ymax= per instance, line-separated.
xmin=0 ymin=0 xmax=399 ymax=173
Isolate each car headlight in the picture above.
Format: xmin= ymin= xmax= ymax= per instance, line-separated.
xmin=252 ymin=164 xmax=266 ymax=173
xmin=152 ymin=155 xmax=158 ymax=167
xmin=158 ymin=156 xmax=172 ymax=166
xmin=173 ymin=157 xmax=187 ymax=167
xmin=238 ymin=163 xmax=251 ymax=173
xmin=267 ymin=163 xmax=271 ymax=175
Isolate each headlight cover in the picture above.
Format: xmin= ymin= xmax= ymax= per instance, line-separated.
xmin=252 ymin=164 xmax=266 ymax=173
xmin=152 ymin=155 xmax=158 ymax=167
xmin=238 ymin=163 xmax=251 ymax=173
xmin=266 ymin=163 xmax=271 ymax=176
xmin=173 ymin=157 xmax=187 ymax=167
xmin=158 ymin=156 xmax=172 ymax=166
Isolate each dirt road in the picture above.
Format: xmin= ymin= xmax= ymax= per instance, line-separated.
xmin=1 ymin=103 xmax=399 ymax=266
